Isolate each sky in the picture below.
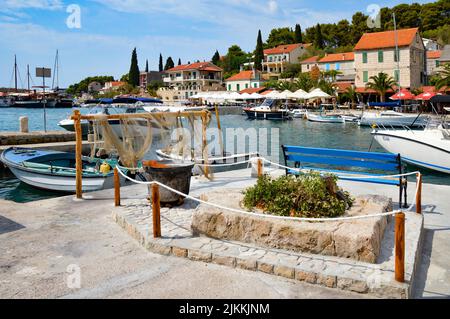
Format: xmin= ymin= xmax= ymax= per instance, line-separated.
xmin=0 ymin=0 xmax=434 ymax=88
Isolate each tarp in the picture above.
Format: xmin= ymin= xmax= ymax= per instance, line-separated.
xmin=368 ymin=101 xmax=401 ymax=107
xmin=430 ymin=95 xmax=450 ymax=103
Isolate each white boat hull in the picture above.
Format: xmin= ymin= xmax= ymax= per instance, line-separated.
xmin=307 ymin=113 xmax=344 ymax=123
xmin=373 ymin=130 xmax=450 ymax=174
xmin=360 ymin=114 xmax=428 ymax=128
xmin=9 ymin=166 xmax=112 ymax=192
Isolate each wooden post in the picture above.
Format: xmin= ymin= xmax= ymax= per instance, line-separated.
xmin=395 ymin=212 xmax=405 ymax=283
xmin=202 ymin=111 xmax=209 ymax=177
xmin=416 ymin=173 xmax=422 ymax=215
xmin=114 ymin=168 xmax=120 ymax=207
xmin=152 ymin=184 xmax=161 ymax=238
xmin=257 ymin=158 xmax=263 ymax=177
xmin=74 ymin=110 xmax=83 ymax=199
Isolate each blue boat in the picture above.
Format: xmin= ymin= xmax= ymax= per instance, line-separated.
xmin=0 ymin=148 xmax=122 ymax=193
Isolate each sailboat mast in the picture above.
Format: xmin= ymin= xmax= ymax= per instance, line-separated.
xmin=27 ymin=64 xmax=30 ymax=92
xmin=14 ymin=55 xmax=18 ymax=92
xmin=52 ymin=49 xmax=59 ymax=90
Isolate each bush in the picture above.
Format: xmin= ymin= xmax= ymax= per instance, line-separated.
xmin=243 ymin=173 xmax=353 ymax=218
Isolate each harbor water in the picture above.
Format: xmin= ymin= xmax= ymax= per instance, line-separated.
xmin=1 ymin=108 xmax=449 ymax=202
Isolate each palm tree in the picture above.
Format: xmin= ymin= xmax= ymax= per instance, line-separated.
xmin=436 ymin=63 xmax=450 ymax=90
xmin=365 ymin=72 xmax=397 ymax=102
xmin=342 ymin=86 xmax=361 ymax=109
xmin=322 ymin=70 xmax=343 ymax=82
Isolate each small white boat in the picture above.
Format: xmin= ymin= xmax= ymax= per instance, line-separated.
xmin=372 ymin=125 xmax=450 ymax=174
xmin=359 ymin=111 xmax=429 ymax=128
xmin=290 ymin=109 xmax=307 ymax=119
xmin=306 ymin=112 xmax=345 ymax=123
xmin=340 ymin=114 xmax=360 ymax=123
xmin=0 ymin=148 xmax=123 ymax=192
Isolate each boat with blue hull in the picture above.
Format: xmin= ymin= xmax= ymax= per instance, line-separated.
xmin=0 ymin=148 xmax=123 ymax=192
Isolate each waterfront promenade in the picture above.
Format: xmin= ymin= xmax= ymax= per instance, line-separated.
xmin=0 ymin=168 xmax=448 ymax=298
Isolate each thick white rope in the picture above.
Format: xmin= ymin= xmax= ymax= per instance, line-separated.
xmin=116 ymin=166 xmax=418 ymax=222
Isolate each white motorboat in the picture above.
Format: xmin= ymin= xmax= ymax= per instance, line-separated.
xmin=359 ymin=111 xmax=429 ymax=128
xmin=290 ymin=109 xmax=307 ymax=119
xmin=306 ymin=112 xmax=345 ymax=123
xmin=372 ymin=124 xmax=450 ymax=174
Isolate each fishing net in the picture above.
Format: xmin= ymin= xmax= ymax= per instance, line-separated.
xmin=89 ymin=110 xmax=213 ymax=178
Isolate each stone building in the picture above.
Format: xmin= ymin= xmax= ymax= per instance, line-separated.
xmin=225 ymin=70 xmax=264 ymax=92
xmin=262 ymin=43 xmax=311 ymax=77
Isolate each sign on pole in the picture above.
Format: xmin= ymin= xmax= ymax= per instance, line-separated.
xmin=36 ymin=68 xmax=51 ymax=78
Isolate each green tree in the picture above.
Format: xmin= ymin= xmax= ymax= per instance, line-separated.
xmin=159 ymin=54 xmax=163 ymax=72
xmin=351 ymin=12 xmax=370 ymax=46
xmin=295 ymin=24 xmax=303 ymax=43
xmin=212 ymin=50 xmax=220 ymax=65
xmin=128 ymin=48 xmax=140 ymax=87
xmin=314 ymin=24 xmax=324 ymax=49
xmin=66 ymin=76 xmax=115 ymax=95
xmin=280 ymin=63 xmax=302 ymax=79
xmin=342 ymin=86 xmax=361 ymax=108
xmin=178 ymin=58 xmax=182 ymax=66
xmin=254 ymin=30 xmax=264 ymax=71
xmin=266 ymin=27 xmax=295 ymax=48
xmin=145 ymin=59 xmax=149 ymax=73
xmin=294 ymin=73 xmax=315 ymax=92
xmin=222 ymin=45 xmax=249 ymax=76
xmin=365 ymin=72 xmax=397 ymax=102
xmin=164 ymin=57 xmax=175 ymax=70
xmin=435 ymin=63 xmax=450 ymax=90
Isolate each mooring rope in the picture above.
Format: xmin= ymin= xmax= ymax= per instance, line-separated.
xmin=116 ymin=165 xmax=419 ymax=222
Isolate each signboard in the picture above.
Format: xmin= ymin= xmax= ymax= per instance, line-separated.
xmin=36 ymin=67 xmax=51 ymax=78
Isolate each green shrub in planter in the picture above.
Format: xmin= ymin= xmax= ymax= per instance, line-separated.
xmin=243 ymin=173 xmax=354 ymax=218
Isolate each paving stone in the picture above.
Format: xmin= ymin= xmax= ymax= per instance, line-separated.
xmin=188 ymin=250 xmax=212 ymax=262
xmin=295 ymin=270 xmax=318 ymax=284
xmin=212 ymin=254 xmax=236 ymax=267
xmin=236 ymin=258 xmax=257 ymax=271
xmin=172 ymin=247 xmax=188 ymax=258
xmin=273 ymin=265 xmax=295 ymax=279
xmin=317 ymin=274 xmax=337 ymax=288
xmin=257 ymin=261 xmax=274 ymax=274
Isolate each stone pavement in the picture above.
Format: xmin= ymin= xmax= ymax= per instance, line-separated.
xmin=113 ymin=168 xmax=425 ymax=299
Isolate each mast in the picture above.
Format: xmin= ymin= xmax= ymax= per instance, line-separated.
xmin=14 ymin=55 xmax=18 ymax=92
xmin=27 ymin=64 xmax=30 ymax=92
xmin=52 ymin=49 xmax=59 ymax=90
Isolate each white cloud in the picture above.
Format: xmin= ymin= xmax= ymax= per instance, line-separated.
xmin=1 ymin=0 xmax=63 ymax=10
xmin=268 ymin=0 xmax=278 ymax=14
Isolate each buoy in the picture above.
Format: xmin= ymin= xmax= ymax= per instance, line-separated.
xmin=100 ymin=161 xmax=111 ymax=174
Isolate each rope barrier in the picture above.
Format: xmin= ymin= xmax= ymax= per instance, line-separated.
xmin=116 ymin=165 xmax=418 ymax=222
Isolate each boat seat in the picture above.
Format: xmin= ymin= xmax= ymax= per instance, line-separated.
xmin=282 ymin=145 xmax=408 ymax=207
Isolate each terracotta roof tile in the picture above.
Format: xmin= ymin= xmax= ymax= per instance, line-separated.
xmin=225 ymin=70 xmax=255 ymax=81
xmin=167 ymin=62 xmax=222 ymax=72
xmin=264 ymin=43 xmax=311 ymax=55
xmin=300 ymin=55 xmax=319 ymax=64
xmin=354 ymin=28 xmax=419 ymax=51
xmin=319 ymin=52 xmax=354 ymax=63
xmin=427 ymin=50 xmax=442 ymax=59
xmin=239 ymin=87 xmax=267 ymax=94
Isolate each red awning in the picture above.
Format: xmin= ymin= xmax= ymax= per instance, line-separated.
xmin=390 ymin=88 xmax=416 ymax=100
xmin=416 ymin=92 xmax=437 ymax=101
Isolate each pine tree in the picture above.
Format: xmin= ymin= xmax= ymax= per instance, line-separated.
xmin=254 ymin=30 xmax=264 ymax=71
xmin=159 ymin=54 xmax=163 ymax=72
xmin=178 ymin=58 xmax=182 ymax=65
xmin=314 ymin=24 xmax=324 ymax=49
xmin=128 ymin=48 xmax=140 ymax=87
xmin=164 ymin=57 xmax=175 ymax=70
xmin=295 ymin=24 xmax=303 ymax=43
xmin=145 ymin=59 xmax=149 ymax=72
xmin=212 ymin=50 xmax=220 ymax=65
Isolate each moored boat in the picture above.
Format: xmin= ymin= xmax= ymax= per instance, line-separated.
xmin=359 ymin=111 xmax=429 ymax=128
xmin=243 ymin=99 xmax=292 ymax=121
xmin=0 ymin=148 xmax=123 ymax=192
xmin=306 ymin=112 xmax=345 ymax=123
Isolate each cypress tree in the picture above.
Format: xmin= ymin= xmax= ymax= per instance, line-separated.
xmin=315 ymin=24 xmax=324 ymax=49
xmin=295 ymin=24 xmax=303 ymax=43
xmin=212 ymin=50 xmax=220 ymax=65
xmin=128 ymin=48 xmax=140 ymax=87
xmin=164 ymin=57 xmax=175 ymax=70
xmin=145 ymin=59 xmax=149 ymax=72
xmin=178 ymin=58 xmax=182 ymax=65
xmin=254 ymin=30 xmax=264 ymax=71
xmin=159 ymin=54 xmax=163 ymax=72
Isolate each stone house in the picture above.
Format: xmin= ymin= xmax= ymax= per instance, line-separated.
xmin=300 ymin=56 xmax=319 ymax=73
xmin=318 ymin=52 xmax=355 ymax=82
xmin=262 ymin=43 xmax=311 ymax=76
xmin=225 ymin=70 xmax=264 ymax=92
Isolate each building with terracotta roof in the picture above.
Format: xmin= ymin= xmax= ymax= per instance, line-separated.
xmin=262 ymin=43 xmax=311 ymax=76
xmin=426 ymin=51 xmax=443 ymax=76
xmin=158 ymin=62 xmax=223 ymax=102
xmin=300 ymin=56 xmax=319 ymax=73
xmin=318 ymin=52 xmax=355 ymax=81
xmin=225 ymin=70 xmax=264 ymax=92
xmin=354 ymin=28 xmax=426 ymax=89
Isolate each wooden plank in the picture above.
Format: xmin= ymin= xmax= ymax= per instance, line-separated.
xmin=152 ymin=184 xmax=161 ymax=238
xmin=395 ymin=212 xmax=405 ymax=283
xmin=257 ymin=158 xmax=263 ymax=177
xmin=74 ymin=110 xmax=83 ymax=199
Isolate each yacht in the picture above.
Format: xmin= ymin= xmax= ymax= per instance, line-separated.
xmin=359 ymin=110 xmax=429 ymax=128
xmin=243 ymin=99 xmax=292 ymax=120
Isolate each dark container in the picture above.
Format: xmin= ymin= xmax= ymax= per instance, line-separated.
xmin=143 ymin=160 xmax=195 ymax=206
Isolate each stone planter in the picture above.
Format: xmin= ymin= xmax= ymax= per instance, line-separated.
xmin=143 ymin=160 xmax=195 ymax=206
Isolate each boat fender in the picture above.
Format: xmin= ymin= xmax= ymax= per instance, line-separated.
xmin=99 ymin=161 xmax=111 ymax=174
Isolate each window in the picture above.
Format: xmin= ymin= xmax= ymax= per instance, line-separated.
xmin=394 ymin=49 xmax=400 ymax=62
xmin=436 ymin=60 xmax=440 ymax=67
xmin=362 ymin=52 xmax=368 ymax=64
xmin=335 ymin=63 xmax=340 ymax=71
xmin=378 ymin=51 xmax=384 ymax=63
xmin=394 ymin=70 xmax=400 ymax=82
xmin=253 ymin=83 xmax=258 ymax=88
xmin=245 ymin=84 xmax=249 ymax=89
xmin=236 ymin=84 xmax=240 ymax=91
xmin=363 ymin=71 xmax=369 ymax=83
xmin=325 ymin=64 xmax=330 ymax=71
xmin=228 ymin=84 xmax=231 ymax=91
